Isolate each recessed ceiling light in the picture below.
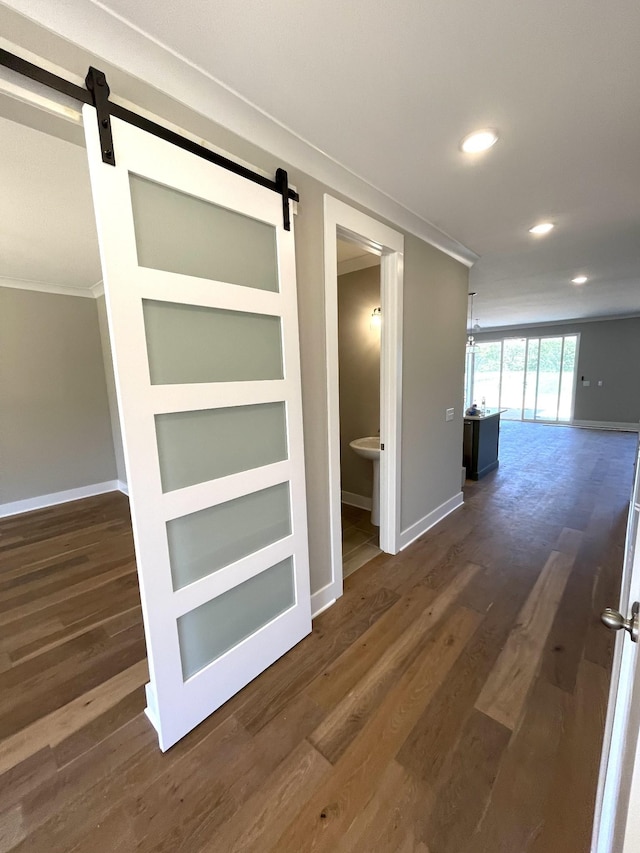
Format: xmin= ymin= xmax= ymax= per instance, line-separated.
xmin=572 ymin=275 xmax=588 ymax=284
xmin=460 ymin=129 xmax=499 ymax=153
xmin=529 ymin=222 xmax=554 ymax=235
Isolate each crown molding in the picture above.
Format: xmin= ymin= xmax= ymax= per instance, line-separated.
xmin=0 ymin=276 xmax=95 ymax=298
xmin=91 ymin=280 xmax=105 ymax=298
xmin=476 ymin=312 xmax=640 ymax=335
xmin=1 ymin=1 xmax=477 ymax=267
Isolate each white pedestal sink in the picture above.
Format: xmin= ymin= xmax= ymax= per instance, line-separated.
xmin=349 ymin=436 xmax=381 ymax=526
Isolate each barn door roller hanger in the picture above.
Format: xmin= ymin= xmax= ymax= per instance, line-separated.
xmin=1 ymin=49 xmax=298 ymax=230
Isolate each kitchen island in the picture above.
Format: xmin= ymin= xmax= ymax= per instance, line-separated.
xmin=463 ymin=409 xmax=505 ymax=481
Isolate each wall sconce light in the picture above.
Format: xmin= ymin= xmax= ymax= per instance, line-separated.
xmin=370 ymin=306 xmax=382 ymax=329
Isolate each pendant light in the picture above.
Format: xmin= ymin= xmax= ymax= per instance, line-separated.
xmin=467 ymin=292 xmax=477 ymax=352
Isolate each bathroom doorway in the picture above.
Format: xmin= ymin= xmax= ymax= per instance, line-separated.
xmin=320 ymin=195 xmax=404 ymax=615
xmin=336 ymin=238 xmax=383 ymax=577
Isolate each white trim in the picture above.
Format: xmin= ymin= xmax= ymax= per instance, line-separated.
xmin=0 ymin=20 xmax=475 ymax=266
xmin=323 ymin=194 xmax=404 ymax=613
xmin=569 ymin=332 xmax=581 ymax=423
xmin=379 ymin=248 xmax=404 ymax=555
xmin=0 ymin=57 xmax=82 ymax=124
xmin=337 ymin=254 xmax=381 ymax=277
xmin=311 ymin=582 xmax=337 ymax=619
xmin=117 ymin=480 xmax=129 ymax=495
xmin=0 ymin=276 xmax=95 ymax=299
xmin=91 ymin=280 xmax=105 ymax=298
xmin=399 ymin=492 xmax=464 ymax=552
xmin=572 ymin=420 xmax=639 ymax=433
xmin=477 ymin=313 xmax=640 ymax=335
xmin=341 ymin=491 xmax=373 ymax=511
xmin=0 ymin=480 xmax=120 ymax=518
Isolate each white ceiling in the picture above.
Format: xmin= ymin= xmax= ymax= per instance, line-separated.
xmin=337 ymin=240 xmax=372 ymax=265
xmin=2 ymin=0 xmax=639 ymax=326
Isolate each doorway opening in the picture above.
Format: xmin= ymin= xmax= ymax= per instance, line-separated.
xmin=0 ymin=101 xmax=127 ymax=515
xmin=321 ymin=195 xmax=404 ymax=615
xmin=336 ymin=237 xmax=383 ymax=578
xmin=0 ymin=92 xmax=147 ymax=752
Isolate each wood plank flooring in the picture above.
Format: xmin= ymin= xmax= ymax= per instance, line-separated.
xmin=0 ymin=422 xmax=636 ymax=852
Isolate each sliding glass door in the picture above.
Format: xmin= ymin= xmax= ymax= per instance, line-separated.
xmin=472 ymin=341 xmax=502 ymax=409
xmin=467 ymin=334 xmax=579 ymax=423
xmin=558 ymin=336 xmax=578 ymax=420
xmin=501 ymin=338 xmax=527 ymax=419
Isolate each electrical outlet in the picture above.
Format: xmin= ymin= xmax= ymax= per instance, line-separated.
xmin=446 ymin=408 xmax=454 ymax=421
xmin=598 ymin=380 xmax=603 ymax=387
xmin=583 ymin=380 xmax=590 ymax=387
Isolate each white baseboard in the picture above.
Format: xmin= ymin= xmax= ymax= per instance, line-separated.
xmin=341 ymin=490 xmax=372 ymax=511
xmin=399 ymin=491 xmax=464 ymax=551
xmin=571 ymin=419 xmax=639 ymax=432
xmin=117 ymin=480 xmax=129 ymax=495
xmin=311 ymin=581 xmax=340 ymax=619
xmin=0 ymin=480 xmax=121 ymax=518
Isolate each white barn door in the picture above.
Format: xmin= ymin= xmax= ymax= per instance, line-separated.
xmin=83 ymin=105 xmax=311 ymax=751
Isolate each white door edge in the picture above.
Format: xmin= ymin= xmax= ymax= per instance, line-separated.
xmin=591 ymin=442 xmax=640 ymax=852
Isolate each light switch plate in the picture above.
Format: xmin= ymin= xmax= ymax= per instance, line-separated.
xmin=446 ymin=408 xmax=454 ymax=421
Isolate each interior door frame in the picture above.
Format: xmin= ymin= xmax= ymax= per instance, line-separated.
xmin=321 ymin=195 xmax=404 ymax=615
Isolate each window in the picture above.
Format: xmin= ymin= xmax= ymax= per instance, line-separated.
xmin=466 ymin=334 xmax=579 ymax=423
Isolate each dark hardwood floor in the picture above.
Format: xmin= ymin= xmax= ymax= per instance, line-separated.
xmin=0 ymin=422 xmax=636 ymax=852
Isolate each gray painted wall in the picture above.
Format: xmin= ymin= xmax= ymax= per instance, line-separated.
xmin=475 ymin=316 xmax=640 ymax=427
xmin=338 ymin=266 xmax=381 ymax=500
xmin=0 ymin=287 xmax=117 ymax=504
xmin=401 ymin=237 xmax=469 ymax=529
xmin=96 ymin=295 xmax=127 ymax=485
xmin=2 ymin=21 xmax=470 ymax=596
xmin=288 ymin=176 xmax=468 ymax=586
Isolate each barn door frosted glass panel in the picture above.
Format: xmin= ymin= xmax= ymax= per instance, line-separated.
xmin=167 ymin=482 xmax=291 ymax=590
xmin=178 ymin=557 xmax=295 ymax=679
xmin=143 ymin=300 xmax=283 ymax=384
xmin=129 ymin=174 xmax=279 ymax=291
xmin=155 ymin=402 xmax=288 ymax=492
